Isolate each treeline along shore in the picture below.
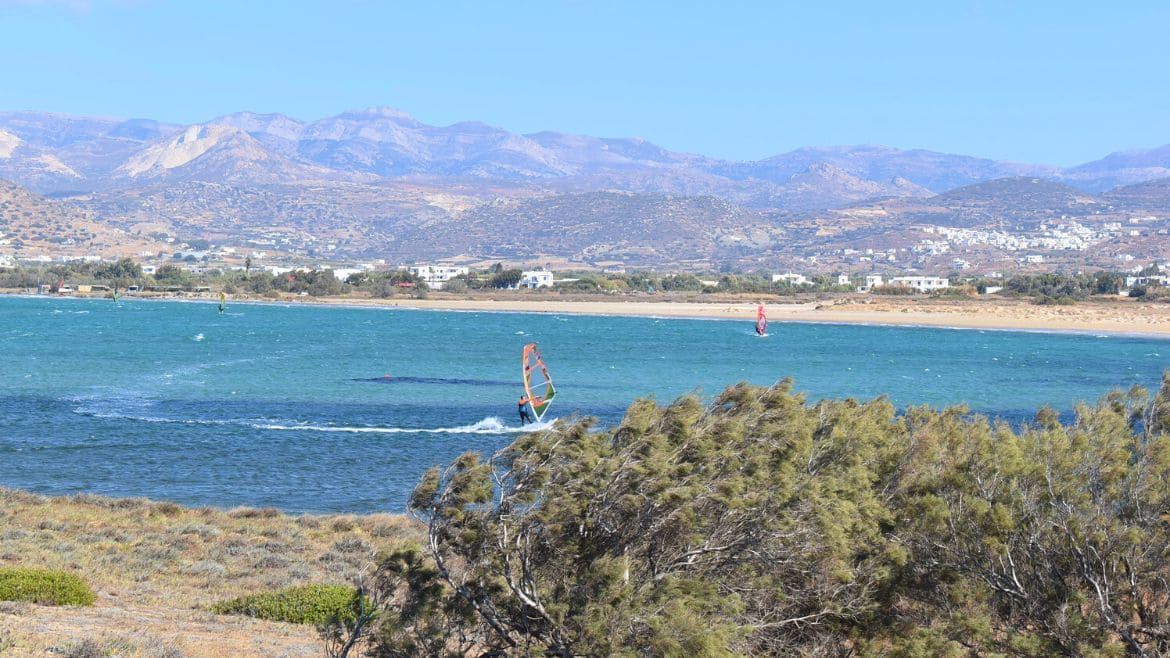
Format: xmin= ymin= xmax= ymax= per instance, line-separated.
xmin=4 ymin=377 xmax=1170 ymax=656
xmin=3 ymin=259 xmax=1170 ymax=336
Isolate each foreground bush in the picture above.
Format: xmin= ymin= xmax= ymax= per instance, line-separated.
xmin=325 ymin=375 xmax=1170 ymax=657
xmin=0 ymin=568 xmax=96 ymax=606
xmin=212 ymin=584 xmax=360 ymax=625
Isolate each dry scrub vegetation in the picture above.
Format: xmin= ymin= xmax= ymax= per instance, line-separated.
xmin=0 ymin=487 xmax=420 ymax=657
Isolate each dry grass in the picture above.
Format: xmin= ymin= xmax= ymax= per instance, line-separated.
xmin=0 ymin=487 xmax=421 ymax=657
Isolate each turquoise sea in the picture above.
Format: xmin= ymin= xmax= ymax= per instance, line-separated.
xmin=1 ymin=295 xmax=1165 ymax=513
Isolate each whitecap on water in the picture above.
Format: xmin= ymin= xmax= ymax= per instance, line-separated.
xmin=250 ymin=416 xmax=554 ymax=435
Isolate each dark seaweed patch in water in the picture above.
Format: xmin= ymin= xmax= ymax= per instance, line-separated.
xmin=353 ymin=376 xmax=608 ymax=390
xmin=353 ymin=376 xmax=515 ymax=387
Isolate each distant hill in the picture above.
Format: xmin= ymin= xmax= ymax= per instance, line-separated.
xmin=0 ymin=127 xmax=84 ymax=190
xmin=0 ymin=179 xmax=166 ymax=259
xmin=0 ymin=111 xmax=180 ymax=186
xmin=1063 ymin=144 xmax=1170 ymax=192
xmin=930 ymin=177 xmax=1102 ymax=215
xmin=416 ymin=191 xmax=783 ymax=264
xmin=741 ymin=163 xmax=932 ymax=210
xmin=112 ymin=124 xmax=348 ymax=185
xmin=1103 ymin=177 xmax=1170 ymax=212
xmin=812 ymin=177 xmax=1109 ymax=235
xmin=709 ymin=145 xmax=1058 ymax=193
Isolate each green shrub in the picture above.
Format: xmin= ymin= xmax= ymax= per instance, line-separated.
xmin=871 ymin=284 xmax=918 ymax=295
xmin=0 ymin=568 xmax=96 ymax=606
xmin=211 ymin=584 xmax=360 ymax=625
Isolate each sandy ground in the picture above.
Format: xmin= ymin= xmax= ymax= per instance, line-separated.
xmin=1 ymin=601 xmax=319 ymax=657
xmin=11 ymin=289 xmax=1170 ymax=336
xmin=332 ymin=295 xmax=1170 ymax=337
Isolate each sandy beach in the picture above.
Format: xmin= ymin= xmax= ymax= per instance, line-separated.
xmin=329 ymin=295 xmax=1170 ymax=338
xmin=9 ymin=290 xmax=1170 ymax=337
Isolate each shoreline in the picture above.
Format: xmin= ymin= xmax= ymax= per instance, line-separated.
xmin=7 ymin=289 xmax=1170 ymax=338
xmin=376 ymin=297 xmax=1170 ymax=339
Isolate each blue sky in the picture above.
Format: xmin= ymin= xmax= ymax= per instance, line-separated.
xmin=2 ymin=0 xmax=1168 ymax=165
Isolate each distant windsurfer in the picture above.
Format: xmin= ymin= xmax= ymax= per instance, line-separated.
xmin=518 ymin=396 xmax=535 ymax=424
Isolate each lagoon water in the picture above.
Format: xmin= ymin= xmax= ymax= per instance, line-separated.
xmin=1 ymin=295 xmax=1165 ymax=513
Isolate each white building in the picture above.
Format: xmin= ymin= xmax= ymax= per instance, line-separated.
xmin=331 ymin=268 xmax=366 ymax=282
xmin=836 ymin=274 xmax=851 ymax=286
xmin=408 ymin=265 xmax=469 ymax=289
xmin=864 ymin=274 xmax=884 ymax=290
xmin=772 ymin=272 xmax=808 ymax=286
xmin=888 ymin=276 xmax=950 ymax=292
xmin=1126 ymin=275 xmax=1170 ymax=288
xmin=519 ymin=270 xmax=554 ymax=288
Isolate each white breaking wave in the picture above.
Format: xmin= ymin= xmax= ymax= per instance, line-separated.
xmin=72 ymin=405 xmax=554 ymax=435
xmin=253 ymin=416 xmax=554 ymax=435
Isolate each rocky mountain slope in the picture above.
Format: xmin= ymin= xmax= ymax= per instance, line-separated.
xmin=1 ymin=108 xmax=1168 ymax=270
xmin=0 ymin=180 xmax=167 ymax=259
xmin=4 ymin=108 xmax=1168 ymax=203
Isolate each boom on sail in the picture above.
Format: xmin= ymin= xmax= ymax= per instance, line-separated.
xmin=521 ymin=343 xmax=556 ymax=422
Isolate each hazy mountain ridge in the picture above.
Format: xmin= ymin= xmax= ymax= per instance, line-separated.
xmin=2 ymin=108 xmax=1169 ymax=270
xmin=4 ymin=108 xmax=1169 ymax=202
xmin=1063 ymin=145 xmax=1170 ymax=192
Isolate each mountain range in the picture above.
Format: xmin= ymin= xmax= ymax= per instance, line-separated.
xmin=1 ymin=108 xmax=1169 ymax=269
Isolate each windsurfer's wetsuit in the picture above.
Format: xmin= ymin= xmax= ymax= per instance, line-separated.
xmin=518 ymin=398 xmax=533 ymax=424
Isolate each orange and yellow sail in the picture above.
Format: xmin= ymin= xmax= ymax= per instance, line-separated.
xmin=521 ymin=343 xmax=556 ymax=421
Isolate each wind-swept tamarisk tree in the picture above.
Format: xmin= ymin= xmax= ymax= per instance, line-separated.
xmin=324 ymin=375 xmax=1170 ymax=657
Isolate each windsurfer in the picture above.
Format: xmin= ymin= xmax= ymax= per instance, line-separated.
xmin=518 ymin=396 xmax=534 ymax=424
